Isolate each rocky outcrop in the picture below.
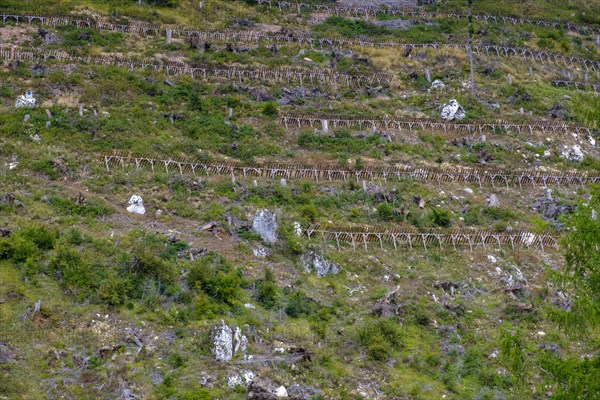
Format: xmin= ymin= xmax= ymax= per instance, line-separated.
xmin=253 ymin=210 xmax=278 ymax=244
xmin=0 ymin=343 xmax=15 ymax=363
xmin=212 ymin=320 xmax=233 ymax=362
xmin=431 ymin=79 xmax=445 ymax=90
xmin=15 ymin=91 xmax=36 ymax=108
xmin=486 ymin=194 xmax=500 ymax=207
xmin=126 ymin=195 xmax=145 ymax=215
xmin=301 ymin=252 xmax=339 ymax=277
xmin=211 ymin=320 xmax=248 ymax=362
xmin=560 ymin=145 xmax=584 ymax=163
xmin=440 ymin=99 xmax=466 ymax=121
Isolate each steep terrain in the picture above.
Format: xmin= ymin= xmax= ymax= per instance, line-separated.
xmin=0 ymin=0 xmax=599 ymax=399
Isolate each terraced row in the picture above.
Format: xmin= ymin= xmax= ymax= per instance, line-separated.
xmin=304 ymin=225 xmax=559 ymax=253
xmin=0 ymin=45 xmax=390 ymax=87
xmin=101 ymin=152 xmax=600 ymax=188
xmin=252 ymin=0 xmax=600 ymax=36
xmin=279 ymin=112 xmax=596 ymax=136
xmin=1 ymin=11 xmax=598 ymax=74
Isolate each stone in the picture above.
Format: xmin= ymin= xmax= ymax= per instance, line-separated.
xmin=487 ymin=255 xmax=497 ymax=263
xmin=0 ymin=343 xmax=14 ymax=363
xmin=486 ymin=194 xmax=500 ymax=207
xmin=561 ymin=145 xmax=584 ymax=163
xmin=126 ymin=195 xmax=146 ymax=215
xmin=440 ymin=99 xmax=466 ymax=121
xmin=275 ymin=386 xmax=288 ymax=397
xmin=431 ymin=79 xmax=445 ymax=90
xmin=248 ymin=381 xmax=278 ymax=400
xmin=301 ymin=252 xmax=339 ymax=277
xmin=211 ymin=320 xmax=233 ymax=362
xmin=253 ymin=209 xmax=278 ymax=244
xmin=211 ymin=320 xmax=248 ymax=362
xmin=15 ymin=91 xmax=36 ymax=108
xmin=463 ymin=187 xmax=473 ymax=194
xmin=253 ymin=246 xmax=268 ymax=258
xmin=293 ymin=221 xmax=303 ymax=237
xmin=234 ymin=326 xmax=248 ymax=355
xmin=228 ymin=375 xmax=244 ymax=387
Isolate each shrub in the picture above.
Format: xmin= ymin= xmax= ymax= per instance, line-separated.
xmin=285 ymin=290 xmax=316 ymax=318
xmin=19 ymin=225 xmax=56 ymax=250
xmin=299 ymin=204 xmax=318 ymax=223
xmin=376 ymin=203 xmax=393 ymax=221
xmin=187 ymin=253 xmax=242 ymax=306
xmin=430 ymin=208 xmax=452 ymax=228
xmin=358 ymin=318 xmax=403 ymax=361
xmin=49 ymin=245 xmax=97 ymax=295
xmin=98 ymin=270 xmax=129 ymax=306
xmin=261 ymin=101 xmax=278 ymax=117
xmin=257 ymin=267 xmax=279 ymax=309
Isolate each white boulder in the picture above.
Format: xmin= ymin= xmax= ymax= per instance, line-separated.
xmin=431 ymin=79 xmax=445 ymax=90
xmin=211 ymin=320 xmax=233 ymax=362
xmin=301 ymin=252 xmax=339 ymax=277
xmin=252 ymin=209 xmax=278 ymax=244
xmin=15 ymin=91 xmax=36 ymax=108
xmin=440 ymin=99 xmax=466 ymax=121
xmin=126 ymin=195 xmax=145 ymax=215
xmin=561 ymin=145 xmax=584 ymax=163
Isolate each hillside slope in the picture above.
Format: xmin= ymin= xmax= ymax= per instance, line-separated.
xmin=1 ymin=1 xmax=599 ymax=399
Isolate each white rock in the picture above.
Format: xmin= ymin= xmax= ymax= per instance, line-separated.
xmin=487 ymin=255 xmax=497 ymax=263
xmin=561 ymin=145 xmax=584 ymax=163
xmin=543 ymin=150 xmax=552 ymax=158
xmin=537 ymin=331 xmax=546 ymax=336
xmin=242 ymin=371 xmax=255 ymax=383
xmin=440 ymin=99 xmax=466 ymax=121
xmin=227 ymin=375 xmax=243 ymax=387
xmin=589 ymin=136 xmax=596 ymax=146
xmin=431 ymin=79 xmax=445 ymax=90
xmin=212 ymin=320 xmax=233 ymax=362
xmin=487 ymin=194 xmax=500 ymax=207
xmin=234 ymin=326 xmax=248 ymax=355
xmin=252 ymin=246 xmax=268 ymax=258
xmin=303 ymin=57 xmax=313 ymax=62
xmin=293 ymin=221 xmax=303 ymax=237
xmin=126 ymin=195 xmax=146 ymax=215
xmin=253 ymin=209 xmax=278 ymax=244
xmin=275 ymin=386 xmax=288 ymax=397
xmin=244 ymin=303 xmax=256 ymax=309
xmin=463 ymin=187 xmax=473 ymax=194
xmin=7 ymin=162 xmax=19 ymax=170
xmin=301 ymin=252 xmax=339 ymax=277
xmin=15 ymin=91 xmax=36 ymax=108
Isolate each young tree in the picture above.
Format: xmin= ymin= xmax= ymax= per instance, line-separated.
xmin=557 ymin=184 xmax=600 ymax=331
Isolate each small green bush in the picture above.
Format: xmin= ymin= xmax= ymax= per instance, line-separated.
xmin=358 ymin=318 xmax=403 ymax=361
xmin=261 ymin=101 xmax=278 ymax=117
xmin=187 ymin=253 xmax=242 ymax=306
xmin=430 ymin=208 xmax=452 ymax=228
xmin=285 ymin=290 xmax=316 ymax=318
xmin=376 ymin=203 xmax=393 ymax=221
xmin=257 ymin=267 xmax=279 ymax=309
